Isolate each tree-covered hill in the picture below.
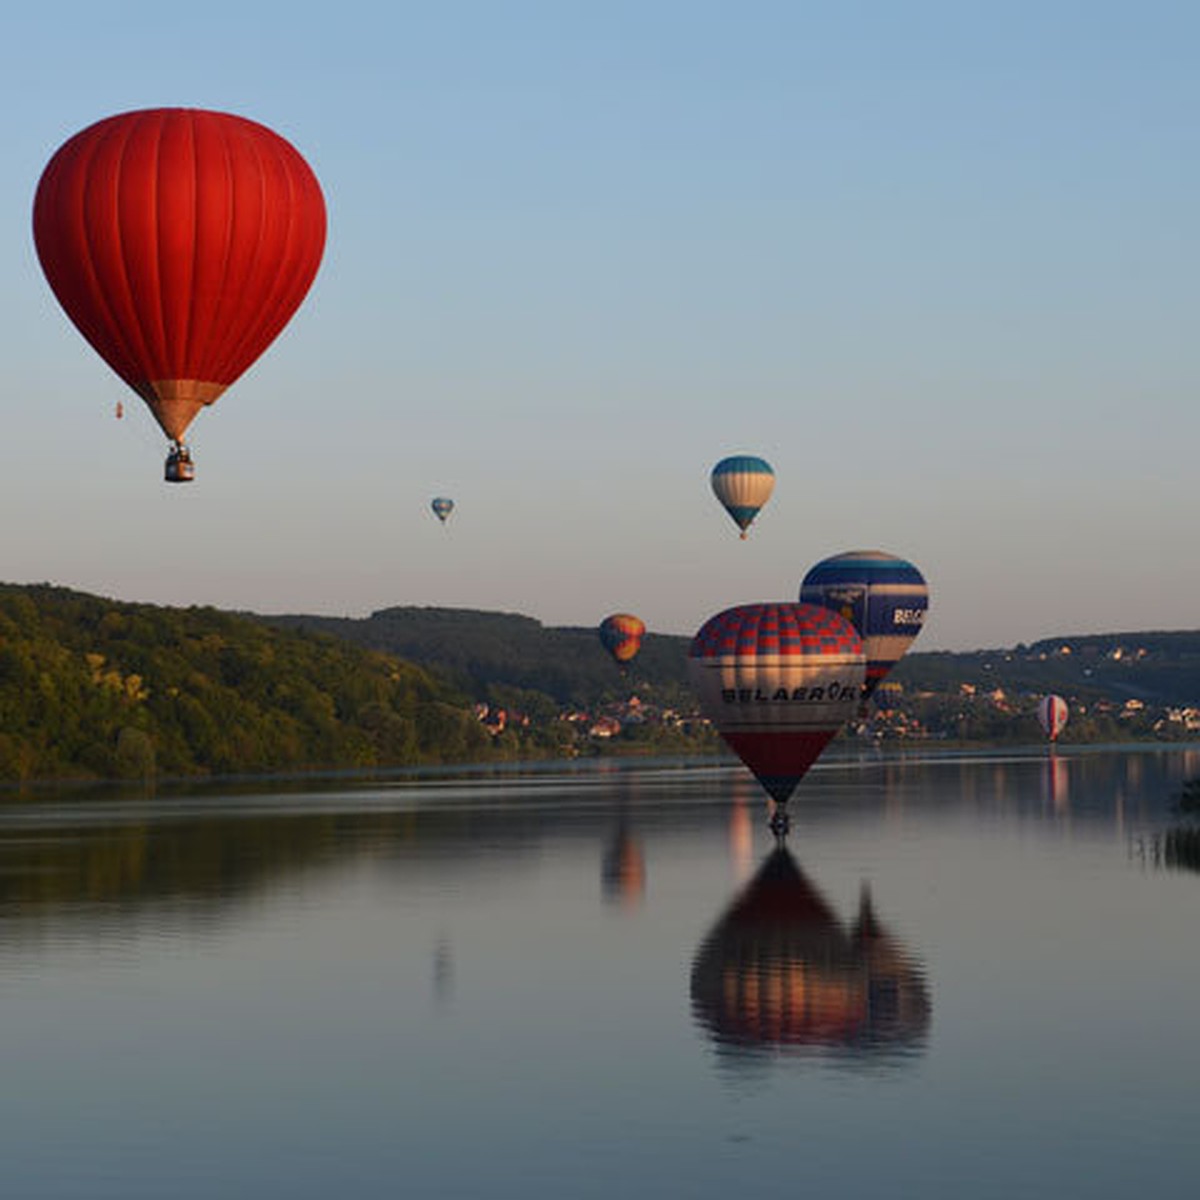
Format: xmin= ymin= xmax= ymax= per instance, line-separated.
xmin=5 ymin=584 xmax=1200 ymax=788
xmin=270 ymin=605 xmax=1200 ymax=711
xmin=892 ymin=631 xmax=1200 ymax=707
xmin=0 ymin=585 xmax=494 ymax=784
xmin=267 ymin=606 xmax=696 ymax=710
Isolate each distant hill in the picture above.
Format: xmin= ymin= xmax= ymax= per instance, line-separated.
xmin=268 ymin=605 xmax=1200 ymax=710
xmin=5 ymin=584 xmax=1199 ymax=787
xmin=892 ymin=631 xmax=1200 ymax=707
xmin=266 ymin=606 xmax=696 ymax=710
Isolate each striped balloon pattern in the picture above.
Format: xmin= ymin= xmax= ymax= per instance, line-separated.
xmin=431 ymin=497 xmax=455 ymax=523
xmin=689 ymin=603 xmax=864 ymax=804
xmin=799 ymin=551 xmax=928 ymax=698
xmin=1038 ymin=695 xmax=1069 ymax=742
xmin=710 ymin=455 xmax=775 ymax=538
xmin=599 ymin=613 xmax=646 ymax=666
xmin=690 ymin=847 xmax=931 ymax=1052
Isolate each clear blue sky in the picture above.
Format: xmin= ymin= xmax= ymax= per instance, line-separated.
xmin=2 ymin=1 xmax=1196 ymax=650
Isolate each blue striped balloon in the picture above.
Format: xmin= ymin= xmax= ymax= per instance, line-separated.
xmin=799 ymin=550 xmax=928 ymax=697
xmin=431 ymin=496 xmax=454 ymax=524
xmin=710 ymin=455 xmax=775 ymax=539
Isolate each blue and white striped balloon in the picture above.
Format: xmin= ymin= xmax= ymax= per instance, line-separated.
xmin=711 ymin=455 xmax=775 ymax=539
xmin=799 ymin=550 xmax=928 ymax=697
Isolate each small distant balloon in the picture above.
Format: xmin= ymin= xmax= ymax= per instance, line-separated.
xmin=431 ymin=497 xmax=455 ymax=524
xmin=800 ymin=550 xmax=928 ymax=699
xmin=710 ymin=456 xmax=775 ymax=539
xmin=599 ymin=613 xmax=646 ymax=668
xmin=688 ymin=603 xmax=864 ymax=806
xmin=1038 ymin=695 xmax=1069 ymax=742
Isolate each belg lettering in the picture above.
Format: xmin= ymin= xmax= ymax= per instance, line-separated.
xmin=892 ymin=608 xmax=925 ymax=626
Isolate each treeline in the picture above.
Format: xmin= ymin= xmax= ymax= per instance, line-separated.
xmin=0 ymin=585 xmax=501 ymax=784
xmin=270 ymin=605 xmax=1200 ymax=711
xmin=891 ymin=633 xmax=1200 ymax=706
xmin=5 ymin=585 xmax=1200 ymax=786
xmin=267 ymin=606 xmax=697 ymax=710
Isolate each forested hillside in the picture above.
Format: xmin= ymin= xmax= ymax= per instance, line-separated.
xmin=268 ymin=606 xmax=696 ymax=710
xmin=0 ymin=585 xmax=493 ymax=784
xmin=272 ymin=605 xmax=1200 ymax=710
xmin=892 ymin=632 xmax=1200 ymax=706
xmin=5 ymin=586 xmax=1200 ymax=787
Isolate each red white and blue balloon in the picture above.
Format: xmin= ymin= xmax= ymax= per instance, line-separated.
xmin=689 ymin=603 xmax=864 ymax=804
xmin=1037 ymin=695 xmax=1069 ymax=742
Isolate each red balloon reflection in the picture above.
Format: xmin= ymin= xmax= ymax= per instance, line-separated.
xmin=691 ymin=847 xmax=929 ymax=1060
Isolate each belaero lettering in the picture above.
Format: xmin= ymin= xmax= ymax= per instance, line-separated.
xmin=892 ymin=608 xmax=926 ymax=626
xmin=722 ymin=683 xmax=852 ymax=704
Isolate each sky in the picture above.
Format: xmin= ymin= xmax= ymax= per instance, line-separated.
xmin=1 ymin=1 xmax=1197 ymax=651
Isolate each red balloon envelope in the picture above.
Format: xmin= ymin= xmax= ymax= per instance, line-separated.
xmin=33 ymin=107 xmax=326 ymax=448
xmin=689 ymin=603 xmax=864 ymax=804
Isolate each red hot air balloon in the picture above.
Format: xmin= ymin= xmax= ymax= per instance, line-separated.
xmin=688 ymin=603 xmax=864 ymax=812
xmin=33 ymin=108 xmax=326 ymax=482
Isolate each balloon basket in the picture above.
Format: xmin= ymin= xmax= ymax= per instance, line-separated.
xmin=164 ymin=447 xmax=195 ymax=483
xmin=768 ymin=805 xmax=790 ymax=842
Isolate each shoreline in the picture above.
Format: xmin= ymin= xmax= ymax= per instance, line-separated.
xmin=4 ymin=738 xmax=1199 ymax=804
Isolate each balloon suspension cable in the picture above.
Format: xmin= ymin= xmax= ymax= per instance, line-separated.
xmin=768 ymin=804 xmax=790 ymax=843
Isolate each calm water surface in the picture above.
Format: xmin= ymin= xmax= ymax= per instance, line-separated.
xmin=2 ymin=746 xmax=1199 ymax=1198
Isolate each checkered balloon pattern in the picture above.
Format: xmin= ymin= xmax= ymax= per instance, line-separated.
xmin=690 ymin=603 xmax=863 ymax=659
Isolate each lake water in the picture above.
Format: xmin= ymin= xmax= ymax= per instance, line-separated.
xmin=2 ymin=745 xmax=1199 ymax=1199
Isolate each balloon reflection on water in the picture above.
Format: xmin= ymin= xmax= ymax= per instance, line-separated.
xmin=1043 ymin=751 xmax=1070 ymax=813
xmin=691 ymin=845 xmax=930 ymax=1064
xmin=601 ymin=822 xmax=646 ymax=908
